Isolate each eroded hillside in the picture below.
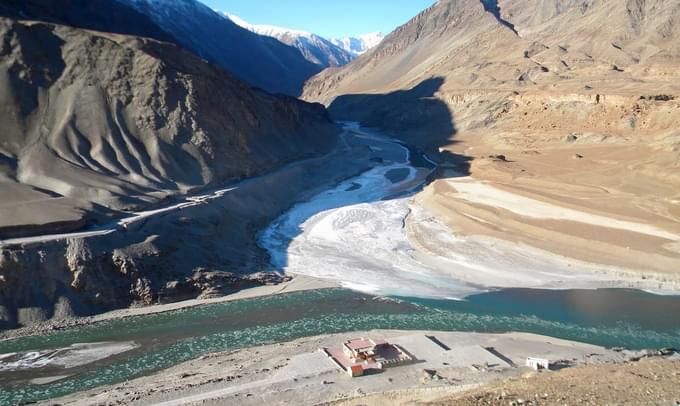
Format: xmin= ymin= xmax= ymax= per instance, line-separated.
xmin=0 ymin=17 xmax=349 ymax=329
xmin=0 ymin=17 xmax=337 ymax=236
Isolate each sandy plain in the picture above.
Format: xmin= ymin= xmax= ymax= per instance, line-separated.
xmin=415 ymin=129 xmax=680 ymax=289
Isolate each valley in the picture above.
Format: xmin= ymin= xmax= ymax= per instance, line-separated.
xmin=2 ymin=122 xmax=679 ymax=404
xmin=260 ymin=123 xmax=679 ymax=297
xmin=303 ymin=0 xmax=680 ymax=288
xmin=0 ymin=0 xmax=679 ymax=404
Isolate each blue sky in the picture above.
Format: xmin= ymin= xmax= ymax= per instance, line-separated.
xmin=200 ymin=0 xmax=436 ymax=38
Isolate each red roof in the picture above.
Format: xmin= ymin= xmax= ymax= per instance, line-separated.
xmin=345 ymin=338 xmax=388 ymax=351
xmin=346 ymin=339 xmax=374 ymax=351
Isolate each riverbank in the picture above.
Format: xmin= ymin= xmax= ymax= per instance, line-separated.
xmin=330 ymin=356 xmax=680 ymax=406
xmin=43 ymin=329 xmax=676 ymax=406
xmin=3 ymin=122 xmax=680 ymax=405
xmin=431 ymin=357 xmax=680 ymax=406
xmin=3 ymin=286 xmax=680 ymax=404
xmin=407 ymin=200 xmax=680 ymax=294
xmin=257 ymin=123 xmax=680 ymax=299
xmin=0 ymin=122 xmax=377 ymax=330
xmin=0 ymin=275 xmax=336 ymax=341
xmin=5 ymin=121 xmax=679 ymax=333
xmin=417 ymin=130 xmax=680 ymax=289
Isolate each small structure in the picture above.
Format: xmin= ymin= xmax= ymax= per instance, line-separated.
xmin=323 ymin=337 xmax=413 ymax=377
xmin=526 ymin=357 xmax=550 ymax=371
xmin=343 ymin=338 xmax=386 ymax=361
xmin=348 ymin=364 xmax=364 ymax=377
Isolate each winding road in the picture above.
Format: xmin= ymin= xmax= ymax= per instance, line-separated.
xmin=0 ymin=186 xmax=238 ymax=247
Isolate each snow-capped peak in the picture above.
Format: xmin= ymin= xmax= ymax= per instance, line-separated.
xmin=222 ymin=13 xmax=312 ymax=39
xmin=329 ymin=32 xmax=384 ymax=55
xmin=358 ymin=32 xmax=384 ymax=49
xmin=223 ymin=13 xmax=250 ymax=29
xmin=219 ymin=13 xmax=357 ymax=68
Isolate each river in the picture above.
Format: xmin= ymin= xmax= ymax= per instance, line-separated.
xmin=1 ymin=123 xmax=679 ymax=404
xmin=1 ymin=288 xmax=680 ymax=404
xmin=258 ymin=122 xmax=670 ymax=297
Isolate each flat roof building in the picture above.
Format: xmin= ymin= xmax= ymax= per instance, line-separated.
xmin=323 ymin=337 xmax=414 ymax=377
xmin=526 ymin=357 xmax=551 ymax=371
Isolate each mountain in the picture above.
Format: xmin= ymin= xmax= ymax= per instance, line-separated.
xmin=304 ymin=0 xmax=680 ymax=148
xmin=121 ymin=0 xmax=325 ymax=96
xmin=329 ymin=32 xmax=384 ymax=55
xmin=0 ymin=14 xmax=342 ymax=327
xmin=0 ymin=0 xmax=174 ymax=42
xmin=0 ymin=16 xmax=338 ymax=236
xmin=0 ymin=0 xmax=321 ymax=96
xmin=224 ymin=13 xmax=355 ymax=68
xmin=303 ymin=0 xmax=680 ymax=282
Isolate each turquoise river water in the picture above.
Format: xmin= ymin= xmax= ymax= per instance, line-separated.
xmin=1 ymin=287 xmax=679 ymax=404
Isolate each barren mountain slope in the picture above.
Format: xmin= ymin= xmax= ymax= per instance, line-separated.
xmin=0 ymin=0 xmax=174 ymax=43
xmin=0 ymin=0 xmax=321 ymax=96
xmin=303 ymin=0 xmax=680 ymax=281
xmin=0 ymin=17 xmax=365 ymax=330
xmin=123 ymin=0 xmax=322 ymax=96
xmin=305 ymin=0 xmax=680 ymax=103
xmin=0 ymin=17 xmax=337 ymax=236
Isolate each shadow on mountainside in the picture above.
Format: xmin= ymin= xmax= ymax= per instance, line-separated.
xmin=479 ymin=0 xmax=518 ymax=35
xmin=264 ymin=77 xmax=472 ymax=270
xmin=0 ymin=0 xmax=175 ymax=43
xmin=328 ymin=77 xmax=471 ymax=175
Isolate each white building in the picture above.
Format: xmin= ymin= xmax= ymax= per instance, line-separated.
xmin=526 ymin=357 xmax=550 ymax=370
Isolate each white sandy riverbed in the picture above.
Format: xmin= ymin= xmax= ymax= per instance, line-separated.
xmin=259 ymin=125 xmax=680 ymax=299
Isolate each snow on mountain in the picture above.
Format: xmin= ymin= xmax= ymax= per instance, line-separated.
xmin=223 ymin=13 xmax=355 ymax=68
xmin=225 ymin=13 xmax=311 ymax=38
xmin=119 ymin=0 xmax=320 ymax=96
xmin=329 ymin=32 xmax=384 ymax=55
